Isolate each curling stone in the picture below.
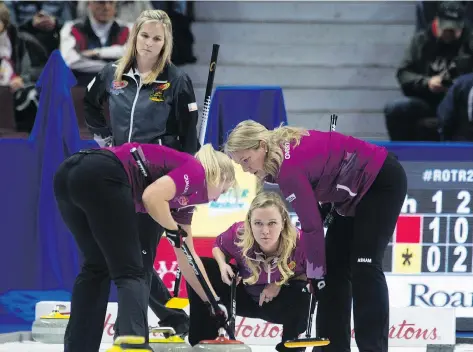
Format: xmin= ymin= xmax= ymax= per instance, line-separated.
xmin=31 ymin=304 xmax=70 ymax=344
xmin=149 ymin=327 xmax=192 ymax=352
xmin=107 ymin=336 xmax=153 ymax=352
xmin=192 ymin=329 xmax=251 ymax=352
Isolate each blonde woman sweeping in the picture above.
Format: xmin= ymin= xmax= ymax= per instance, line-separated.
xmin=187 ymin=192 xmax=310 ymax=352
xmin=224 ymin=120 xmax=408 ymax=352
xmin=54 ymin=143 xmax=236 ymax=351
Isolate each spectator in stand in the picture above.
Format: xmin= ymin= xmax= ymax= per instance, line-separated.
xmin=5 ymin=1 xmax=72 ymax=60
xmin=76 ymin=1 xmax=197 ymax=66
xmin=415 ymin=1 xmax=473 ymax=33
xmin=437 ymin=72 xmax=473 ymax=141
xmin=60 ymin=1 xmax=131 ymax=86
xmin=76 ymin=1 xmax=152 ymax=24
xmin=0 ymin=3 xmax=22 ymax=91
xmin=0 ymin=2 xmax=49 ymax=133
xmin=384 ymin=1 xmax=473 ymax=142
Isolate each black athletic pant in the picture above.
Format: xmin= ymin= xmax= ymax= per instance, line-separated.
xmin=315 ymin=153 xmax=407 ymax=352
xmin=114 ymin=213 xmax=188 ymax=335
xmin=53 ymin=150 xmax=149 ymax=352
xmin=187 ymin=257 xmax=310 ymax=351
xmin=137 ymin=213 xmax=189 ymax=328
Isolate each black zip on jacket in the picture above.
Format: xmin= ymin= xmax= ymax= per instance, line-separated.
xmin=84 ymin=61 xmax=199 ymax=154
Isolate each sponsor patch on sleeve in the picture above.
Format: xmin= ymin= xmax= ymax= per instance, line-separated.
xmin=188 ymin=102 xmax=198 ymax=112
xmin=286 ymin=193 xmax=296 ymax=203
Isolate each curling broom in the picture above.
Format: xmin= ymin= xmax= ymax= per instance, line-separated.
xmin=165 ymin=44 xmax=220 ymax=311
xmin=284 ymin=293 xmax=330 ymax=348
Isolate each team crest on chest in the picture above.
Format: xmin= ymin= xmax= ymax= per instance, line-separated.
xmin=288 ymin=261 xmax=296 ymax=270
xmin=110 ymin=80 xmax=128 ymax=95
xmin=176 ymin=195 xmax=188 ymax=206
xmin=149 ymin=82 xmax=170 ymax=102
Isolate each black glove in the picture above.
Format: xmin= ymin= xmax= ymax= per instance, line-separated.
xmin=318 ymin=203 xmax=331 ymax=218
xmin=205 ymin=298 xmax=228 ymax=328
xmin=309 ymin=278 xmax=326 ymax=298
xmin=165 ymin=225 xmax=188 ymax=248
xmin=320 ymin=203 xmax=335 ymax=228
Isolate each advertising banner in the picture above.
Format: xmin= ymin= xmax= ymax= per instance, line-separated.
xmin=35 ymin=300 xmax=455 ymax=347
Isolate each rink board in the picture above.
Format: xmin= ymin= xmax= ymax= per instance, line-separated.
xmin=34 ymin=301 xmax=455 ymax=348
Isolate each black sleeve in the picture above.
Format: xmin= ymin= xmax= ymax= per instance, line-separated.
xmin=174 ymin=73 xmax=199 ymax=155
xmin=83 ymin=66 xmax=112 ymax=139
xmin=396 ymin=34 xmax=431 ymax=97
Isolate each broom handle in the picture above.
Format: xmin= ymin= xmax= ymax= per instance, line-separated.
xmin=173 ymin=267 xmax=182 ymax=298
xmin=180 ymin=242 xmax=236 ymax=340
xmin=229 ymin=267 xmax=238 ymax=334
xmin=306 ymin=293 xmax=316 ymax=338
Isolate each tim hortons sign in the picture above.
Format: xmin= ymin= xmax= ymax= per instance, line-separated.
xmin=35 ymin=300 xmax=455 ymax=347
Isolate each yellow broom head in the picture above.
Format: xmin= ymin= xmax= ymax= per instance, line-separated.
xmin=165 ymin=297 xmax=189 ymax=310
xmin=106 ymin=335 xmax=153 ymax=352
xmin=284 ymin=337 xmax=330 ymax=348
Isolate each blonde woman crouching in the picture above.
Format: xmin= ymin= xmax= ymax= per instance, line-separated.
xmin=187 ymin=191 xmax=310 ymax=352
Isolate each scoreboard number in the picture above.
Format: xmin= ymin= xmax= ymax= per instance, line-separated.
xmin=451 ymin=246 xmax=468 ymax=272
xmin=447 ymin=243 xmax=472 ymax=273
xmin=426 ymin=246 xmax=442 ymax=272
xmin=428 ymin=217 xmax=440 ymax=243
xmin=457 ymin=190 xmax=471 ymax=214
xmin=432 ymin=190 xmax=443 ymax=214
xmin=454 ymin=217 xmax=469 ymax=243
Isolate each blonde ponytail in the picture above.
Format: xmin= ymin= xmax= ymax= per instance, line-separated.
xmin=195 ymin=144 xmax=237 ymax=189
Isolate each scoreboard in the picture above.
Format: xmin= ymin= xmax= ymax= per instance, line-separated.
xmin=384 ymin=190 xmax=473 ymax=274
xmin=264 ymin=159 xmax=473 ymax=276
xmin=383 ymin=162 xmax=473 ymax=275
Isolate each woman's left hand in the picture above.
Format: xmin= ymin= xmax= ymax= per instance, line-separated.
xmin=259 ymin=283 xmax=281 ymax=306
